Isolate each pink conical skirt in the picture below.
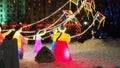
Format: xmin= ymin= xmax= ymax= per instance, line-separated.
xmin=33 ymin=40 xmax=43 ymax=53
xmin=53 ymin=40 xmax=72 ymax=62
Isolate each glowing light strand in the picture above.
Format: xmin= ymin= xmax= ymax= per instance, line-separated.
xmin=38 ymin=13 xmax=65 ymax=33
xmin=25 ymin=14 xmax=65 ymax=38
xmin=21 ymin=0 xmax=89 ymax=40
xmin=42 ymin=0 xmax=88 ymax=39
xmin=71 ymin=22 xmax=93 ymax=38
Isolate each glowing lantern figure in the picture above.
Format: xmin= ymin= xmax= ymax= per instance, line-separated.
xmin=53 ymin=24 xmax=72 ymax=62
xmin=63 ymin=10 xmax=80 ymax=24
xmin=13 ymin=27 xmax=28 ymax=59
xmin=33 ymin=29 xmax=46 ymax=53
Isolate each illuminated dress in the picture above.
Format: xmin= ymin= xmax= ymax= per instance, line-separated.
xmin=51 ymin=28 xmax=58 ymax=52
xmin=51 ymin=41 xmax=56 ymax=52
xmin=33 ymin=30 xmax=46 ymax=53
xmin=53 ymin=26 xmax=72 ymax=62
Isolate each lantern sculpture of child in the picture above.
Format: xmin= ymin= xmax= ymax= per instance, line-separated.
xmin=33 ymin=29 xmax=46 ymax=53
xmin=52 ymin=24 xmax=72 ymax=62
xmin=13 ymin=26 xmax=28 ymax=59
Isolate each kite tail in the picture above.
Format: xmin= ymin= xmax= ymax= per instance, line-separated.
xmin=69 ymin=1 xmax=72 ymax=10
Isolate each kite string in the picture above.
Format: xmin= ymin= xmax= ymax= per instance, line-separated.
xmin=25 ymin=13 xmax=65 ymax=38
xmin=28 ymin=20 xmax=93 ymax=40
xmin=38 ymin=13 xmax=65 ymax=33
xmin=24 ymin=0 xmax=88 ymax=40
xmin=2 ymin=1 xmax=67 ymax=33
xmin=21 ymin=13 xmax=65 ymax=34
xmin=41 ymin=0 xmax=88 ymax=39
xmin=71 ymin=22 xmax=93 ymax=38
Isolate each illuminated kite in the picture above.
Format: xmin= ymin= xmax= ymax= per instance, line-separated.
xmin=93 ymin=11 xmax=106 ymax=29
xmin=63 ymin=10 xmax=80 ymax=24
xmin=84 ymin=2 xmax=92 ymax=11
xmin=70 ymin=0 xmax=79 ymax=5
xmin=89 ymin=0 xmax=96 ymax=11
xmin=85 ymin=0 xmax=96 ymax=11
xmin=69 ymin=0 xmax=80 ymax=11
xmin=83 ymin=1 xmax=94 ymax=19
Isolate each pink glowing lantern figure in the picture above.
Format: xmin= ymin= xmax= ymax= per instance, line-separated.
xmin=52 ymin=25 xmax=72 ymax=62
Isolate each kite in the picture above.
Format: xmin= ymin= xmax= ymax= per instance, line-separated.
xmin=69 ymin=0 xmax=80 ymax=12
xmin=84 ymin=1 xmax=92 ymax=12
xmin=70 ymin=0 xmax=79 ymax=5
xmin=86 ymin=0 xmax=96 ymax=11
xmin=93 ymin=11 xmax=106 ymax=29
xmin=83 ymin=1 xmax=94 ymax=19
xmin=63 ymin=10 xmax=80 ymax=24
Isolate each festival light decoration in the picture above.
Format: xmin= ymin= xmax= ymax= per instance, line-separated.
xmin=69 ymin=0 xmax=79 ymax=10
xmin=2 ymin=0 xmax=87 ymax=39
xmin=70 ymin=0 xmax=79 ymax=5
xmin=0 ymin=0 xmax=108 ymax=64
xmin=84 ymin=1 xmax=92 ymax=19
xmin=1 ymin=0 xmax=106 ymax=41
xmin=33 ymin=29 xmax=46 ymax=53
xmin=53 ymin=25 xmax=72 ymax=62
xmin=93 ymin=11 xmax=106 ymax=29
xmin=12 ymin=28 xmax=28 ymax=59
xmin=88 ymin=0 xmax=96 ymax=11
xmin=63 ymin=10 xmax=80 ymax=24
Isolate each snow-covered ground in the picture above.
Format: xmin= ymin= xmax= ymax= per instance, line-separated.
xmin=20 ymin=37 xmax=120 ymax=68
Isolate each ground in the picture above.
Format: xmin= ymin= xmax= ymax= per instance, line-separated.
xmin=20 ymin=37 xmax=120 ymax=68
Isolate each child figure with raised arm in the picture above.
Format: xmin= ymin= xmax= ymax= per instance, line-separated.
xmin=33 ymin=29 xmax=46 ymax=53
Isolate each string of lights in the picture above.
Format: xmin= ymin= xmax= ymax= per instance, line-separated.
xmin=2 ymin=0 xmax=95 ymax=40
